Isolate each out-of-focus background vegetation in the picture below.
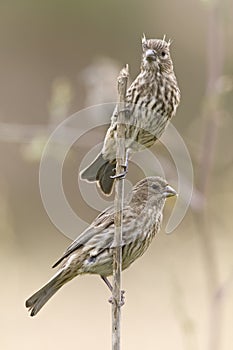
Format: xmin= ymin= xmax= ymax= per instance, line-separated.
xmin=0 ymin=1 xmax=233 ymax=349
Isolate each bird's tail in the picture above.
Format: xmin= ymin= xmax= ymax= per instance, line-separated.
xmin=25 ymin=270 xmax=66 ymax=317
xmin=80 ymin=153 xmax=116 ymax=195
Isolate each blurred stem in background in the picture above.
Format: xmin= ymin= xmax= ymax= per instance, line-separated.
xmin=195 ymin=1 xmax=226 ymax=349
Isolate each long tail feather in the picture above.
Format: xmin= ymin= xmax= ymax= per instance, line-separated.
xmin=25 ymin=271 xmax=64 ymax=316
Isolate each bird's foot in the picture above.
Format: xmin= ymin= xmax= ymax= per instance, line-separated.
xmin=110 ymin=166 xmax=128 ymax=179
xmin=110 ymin=151 xmax=129 ymax=179
xmin=118 ymin=108 xmax=131 ymax=118
xmin=108 ymin=290 xmax=125 ymax=307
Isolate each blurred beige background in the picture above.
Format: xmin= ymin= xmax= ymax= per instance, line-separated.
xmin=0 ymin=1 xmax=233 ymax=349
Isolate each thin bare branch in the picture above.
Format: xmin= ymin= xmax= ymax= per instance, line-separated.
xmin=112 ymin=65 xmax=129 ymax=350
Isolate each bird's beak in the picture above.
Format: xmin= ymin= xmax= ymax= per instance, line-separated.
xmin=145 ymin=49 xmax=157 ymax=61
xmin=164 ymin=185 xmax=177 ymax=198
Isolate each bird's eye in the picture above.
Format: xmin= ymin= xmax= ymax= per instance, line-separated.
xmin=161 ymin=51 xmax=167 ymax=58
xmin=152 ymin=184 xmax=159 ymax=190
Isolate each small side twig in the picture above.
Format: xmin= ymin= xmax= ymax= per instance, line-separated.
xmin=112 ymin=65 xmax=129 ymax=350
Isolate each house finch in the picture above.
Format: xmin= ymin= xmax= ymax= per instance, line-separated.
xmin=80 ymin=35 xmax=180 ymax=194
xmin=25 ymin=176 xmax=176 ymax=316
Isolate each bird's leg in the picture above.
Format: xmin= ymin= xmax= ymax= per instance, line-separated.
xmin=100 ymin=276 xmax=125 ymax=306
xmin=110 ymin=149 xmax=129 ymax=180
xmin=101 ymin=276 xmax=113 ymax=292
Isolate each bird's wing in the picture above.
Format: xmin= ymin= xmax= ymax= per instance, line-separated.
xmin=52 ymin=205 xmax=116 ymax=268
xmin=83 ymin=205 xmax=140 ymax=250
xmin=52 ymin=202 xmax=141 ymax=268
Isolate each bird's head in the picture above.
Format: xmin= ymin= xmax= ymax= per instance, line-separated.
xmin=129 ymin=176 xmax=177 ymax=210
xmin=141 ymin=34 xmax=173 ymax=74
xmin=146 ymin=176 xmax=177 ymax=200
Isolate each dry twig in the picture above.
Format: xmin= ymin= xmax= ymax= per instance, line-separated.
xmin=112 ymin=65 xmax=129 ymax=350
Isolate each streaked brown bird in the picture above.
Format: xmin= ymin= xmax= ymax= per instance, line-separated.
xmin=80 ymin=35 xmax=180 ymax=194
xmin=25 ymin=176 xmax=176 ymax=316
